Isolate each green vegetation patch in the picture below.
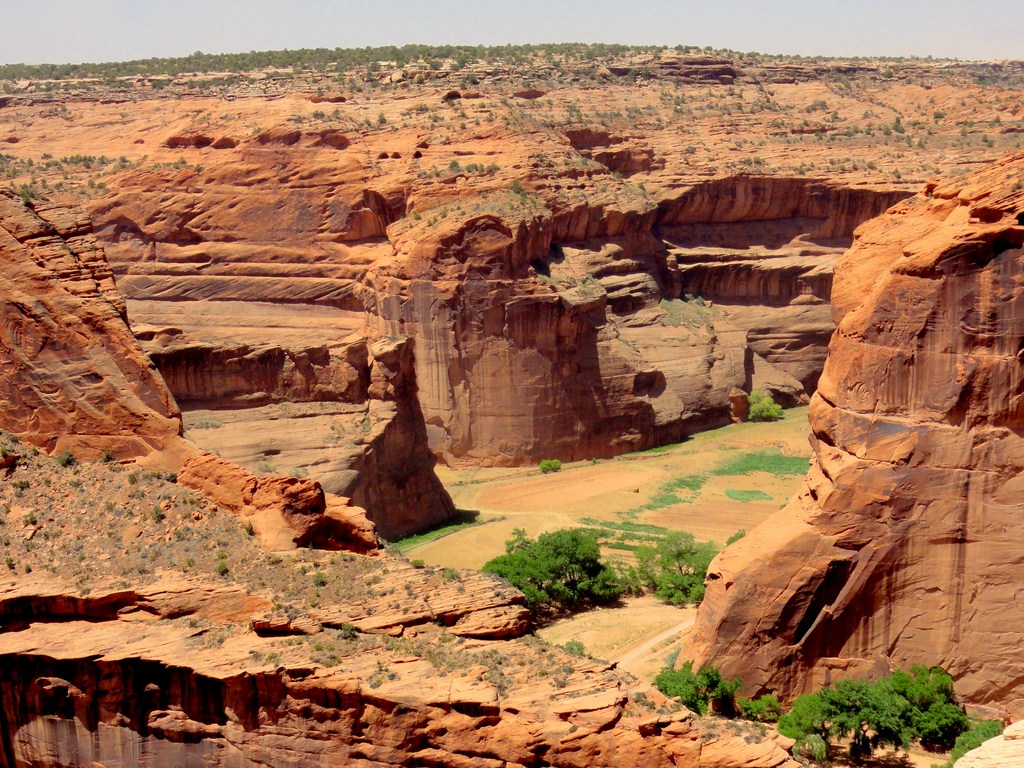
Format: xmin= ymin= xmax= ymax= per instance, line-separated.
xmin=724 ymin=488 xmax=772 ymax=502
xmin=711 ymin=450 xmax=809 ymax=478
xmin=390 ymin=510 xmax=486 ymax=553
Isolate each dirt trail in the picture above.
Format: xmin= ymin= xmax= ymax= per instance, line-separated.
xmin=614 ymin=613 xmax=697 ymax=670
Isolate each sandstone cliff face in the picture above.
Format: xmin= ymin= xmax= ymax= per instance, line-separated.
xmin=0 ymin=193 xmax=413 ymax=547
xmin=0 ymin=190 xmax=182 ymax=459
xmin=684 ymin=153 xmax=1024 ymax=717
xmin=46 ymin=92 xmax=907 ymax=467
xmin=0 ymin=577 xmax=794 ymax=768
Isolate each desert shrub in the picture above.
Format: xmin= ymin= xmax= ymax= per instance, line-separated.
xmin=539 ymin=459 xmax=562 ymax=473
xmin=725 ymin=529 xmax=746 ymax=546
xmin=793 ymin=734 xmax=828 ymax=763
xmin=935 ymin=719 xmax=1004 ymax=767
xmin=738 ymin=693 xmax=784 ymax=722
xmin=747 ymin=390 xmax=783 ymax=421
xmin=55 ymin=451 xmax=76 ymax=467
xmin=562 ymin=640 xmax=588 ymax=657
xmin=483 ymin=528 xmax=621 ymax=614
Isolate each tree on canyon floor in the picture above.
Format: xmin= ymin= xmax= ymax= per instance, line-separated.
xmin=655 ymin=661 xmax=996 ymax=764
xmin=777 ymin=665 xmax=973 ymax=762
xmin=482 ymin=528 xmax=622 ymax=615
xmin=747 ymin=390 xmax=784 ymax=421
xmin=631 ymin=531 xmax=719 ymax=605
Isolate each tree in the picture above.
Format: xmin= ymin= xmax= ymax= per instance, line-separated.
xmin=482 ymin=529 xmax=621 ymax=614
xmin=747 ymin=390 xmax=784 ymax=421
xmin=777 ymin=667 xmax=972 ymax=762
xmin=654 ymin=662 xmax=741 ymax=716
xmin=635 ymin=532 xmax=718 ymax=605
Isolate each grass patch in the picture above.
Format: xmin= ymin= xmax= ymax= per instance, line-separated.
xmin=725 ymin=489 xmax=772 ymax=502
xmin=390 ymin=510 xmax=487 ymax=553
xmin=580 ymin=518 xmax=669 ymax=535
xmin=659 ymin=297 xmax=714 ymax=330
xmin=711 ymin=451 xmax=809 ymax=478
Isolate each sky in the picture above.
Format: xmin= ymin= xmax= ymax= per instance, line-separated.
xmin=1 ymin=0 xmax=1021 ymax=66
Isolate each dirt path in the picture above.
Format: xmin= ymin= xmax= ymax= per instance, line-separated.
xmin=614 ymin=612 xmax=697 ymax=670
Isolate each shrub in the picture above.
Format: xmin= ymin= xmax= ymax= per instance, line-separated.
xmin=725 ymin=529 xmax=746 ymax=546
xmin=938 ymin=719 xmax=1004 ymax=767
xmin=738 ymin=693 xmax=784 ymax=723
xmin=539 ymin=459 xmax=562 ymax=474
xmin=747 ymin=391 xmax=783 ymax=421
xmin=55 ymin=451 xmax=76 ymax=467
xmin=563 ymin=640 xmax=588 ymax=657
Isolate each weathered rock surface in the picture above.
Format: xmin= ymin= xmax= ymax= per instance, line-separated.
xmin=0 ymin=189 xmax=182 ymax=459
xmin=0 ymin=193 xmax=412 ymax=546
xmin=5 ymin=72 xmax=948 ymax=467
xmin=0 ymin=572 xmax=795 ymax=768
xmin=684 ymin=152 xmax=1024 ymax=717
xmin=954 ymin=720 xmax=1024 ymax=767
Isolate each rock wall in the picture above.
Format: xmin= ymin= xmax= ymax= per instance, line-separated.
xmin=80 ymin=111 xmax=907 ymax=467
xmin=0 ymin=191 xmax=182 ymax=459
xmin=684 ymin=153 xmax=1024 ymax=718
xmin=0 ymin=575 xmax=795 ymax=768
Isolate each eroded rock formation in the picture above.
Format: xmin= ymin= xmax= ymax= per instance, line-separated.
xmin=684 ymin=152 xmax=1024 ymax=718
xmin=0 ymin=193 xmax=395 ymax=549
xmin=0 ymin=190 xmax=181 ymax=459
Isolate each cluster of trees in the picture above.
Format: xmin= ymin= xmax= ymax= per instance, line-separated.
xmin=0 ymin=43 xmax=667 ymax=82
xmin=778 ymin=666 xmax=974 ymax=761
xmin=625 ymin=531 xmax=723 ymax=605
xmin=483 ymin=527 xmax=736 ymax=617
xmin=482 ymin=529 xmax=621 ymax=614
xmin=655 ymin=661 xmax=1001 ymax=764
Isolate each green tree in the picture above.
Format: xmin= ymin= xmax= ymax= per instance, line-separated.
xmin=747 ymin=390 xmax=784 ymax=421
xmin=482 ymin=529 xmax=621 ymax=614
xmin=635 ymin=531 xmax=718 ymax=605
xmin=654 ymin=662 xmax=741 ymax=716
xmin=778 ymin=668 xmax=971 ymax=762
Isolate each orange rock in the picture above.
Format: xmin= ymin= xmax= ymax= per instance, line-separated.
xmin=0 ymin=191 xmax=182 ymax=459
xmin=685 ymin=151 xmax=1024 ymax=717
xmin=178 ymin=452 xmax=378 ymax=552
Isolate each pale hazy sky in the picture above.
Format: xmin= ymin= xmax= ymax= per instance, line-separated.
xmin=1 ymin=0 xmax=1021 ymax=65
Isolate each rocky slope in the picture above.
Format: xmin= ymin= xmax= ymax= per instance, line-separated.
xmin=684 ymin=152 xmax=1024 ymax=718
xmin=6 ymin=51 xmax=1021 ymax=468
xmin=0 ymin=429 xmax=796 ymax=768
xmin=0 ymin=189 xmax=181 ymax=460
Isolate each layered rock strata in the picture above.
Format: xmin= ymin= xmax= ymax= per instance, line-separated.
xmin=684 ymin=153 xmax=1024 ymax=718
xmin=0 ymin=574 xmax=795 ymax=768
xmin=0 ymin=193 xmax=384 ymax=550
xmin=0 ymin=190 xmax=181 ymax=459
xmin=77 ymin=106 xmax=907 ymax=466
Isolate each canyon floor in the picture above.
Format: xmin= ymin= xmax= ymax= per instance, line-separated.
xmin=404 ymin=408 xmax=811 ymax=677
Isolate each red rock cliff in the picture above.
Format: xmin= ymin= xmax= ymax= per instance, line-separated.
xmin=0 ymin=190 xmax=182 ymax=459
xmin=684 ymin=153 xmax=1024 ymax=718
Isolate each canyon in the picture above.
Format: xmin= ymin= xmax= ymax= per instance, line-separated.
xmin=2 ymin=45 xmax=1024 ymax=765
